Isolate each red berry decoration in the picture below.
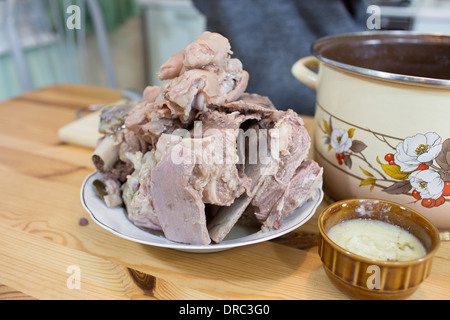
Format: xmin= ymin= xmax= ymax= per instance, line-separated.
xmin=443 ymin=181 xmax=450 ymax=196
xmin=384 ymin=153 xmax=394 ymax=162
xmin=421 ymin=198 xmax=436 ymax=208
xmin=335 ymin=153 xmax=344 ymax=165
xmin=435 ymin=196 xmax=445 ymax=207
xmin=412 ymin=189 xmax=421 ymax=200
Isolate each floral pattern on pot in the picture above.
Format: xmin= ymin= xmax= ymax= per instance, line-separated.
xmin=321 ymin=117 xmax=450 ymax=208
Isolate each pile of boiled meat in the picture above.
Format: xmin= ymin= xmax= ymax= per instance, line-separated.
xmin=92 ymin=32 xmax=322 ymax=245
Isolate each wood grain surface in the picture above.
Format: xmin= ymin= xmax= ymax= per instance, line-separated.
xmin=1 ymin=85 xmax=449 ymax=300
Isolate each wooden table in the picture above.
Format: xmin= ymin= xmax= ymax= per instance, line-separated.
xmin=1 ymin=84 xmax=449 ymax=300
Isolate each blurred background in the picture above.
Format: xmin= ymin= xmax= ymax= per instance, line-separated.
xmin=0 ymin=0 xmax=449 ymax=103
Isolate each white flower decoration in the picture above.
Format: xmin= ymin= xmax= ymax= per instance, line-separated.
xmin=409 ymin=169 xmax=444 ymax=200
xmin=330 ymin=128 xmax=352 ymax=154
xmin=394 ymin=132 xmax=442 ymax=172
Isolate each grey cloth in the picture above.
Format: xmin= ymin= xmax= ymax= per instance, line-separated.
xmin=192 ymin=0 xmax=367 ymax=115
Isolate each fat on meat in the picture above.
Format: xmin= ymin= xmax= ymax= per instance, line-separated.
xmin=122 ymin=151 xmax=161 ymax=231
xmin=158 ymin=31 xmax=231 ymax=80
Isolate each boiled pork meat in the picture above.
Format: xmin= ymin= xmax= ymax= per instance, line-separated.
xmin=264 ymin=160 xmax=323 ymax=230
xmin=190 ymin=111 xmax=252 ymax=206
xmin=251 ymin=110 xmax=312 ymax=222
xmin=91 ymin=31 xmax=322 ymax=246
xmin=125 ymin=31 xmax=249 ymax=147
xmin=150 ymin=145 xmax=211 ymax=245
xmin=121 ymin=151 xmax=161 ymax=231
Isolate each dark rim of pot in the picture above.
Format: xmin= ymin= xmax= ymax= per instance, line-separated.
xmin=311 ymin=31 xmax=450 ymax=87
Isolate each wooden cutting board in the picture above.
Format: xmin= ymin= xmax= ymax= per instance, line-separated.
xmin=58 ymin=110 xmax=102 ymax=149
xmin=57 ymin=99 xmax=131 ymax=148
xmin=1 ymin=85 xmax=449 ymax=300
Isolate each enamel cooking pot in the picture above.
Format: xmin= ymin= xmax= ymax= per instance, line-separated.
xmin=292 ymin=31 xmax=450 ymax=230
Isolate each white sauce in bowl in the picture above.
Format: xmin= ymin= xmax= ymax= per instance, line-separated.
xmin=327 ymin=219 xmax=426 ymax=261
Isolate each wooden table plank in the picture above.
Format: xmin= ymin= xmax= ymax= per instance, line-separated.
xmin=0 ymin=284 xmax=36 ymax=300
xmin=0 ymin=85 xmax=449 ymax=300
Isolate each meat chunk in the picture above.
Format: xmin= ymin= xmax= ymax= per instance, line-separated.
xmin=92 ymin=126 xmax=149 ymax=193
xmin=91 ymin=31 xmax=323 ymax=246
xmin=160 ymin=62 xmax=249 ymax=118
xmin=264 ymin=160 xmax=323 ymax=229
xmin=208 ymin=193 xmax=253 ymax=243
xmin=190 ymin=111 xmax=251 ymax=206
xmin=183 ymin=31 xmax=231 ymax=70
xmin=237 ymin=93 xmax=276 ymax=110
xmin=207 ymin=121 xmax=278 ymax=243
xmin=125 ymin=33 xmax=249 ymax=147
xmin=150 ymin=146 xmax=211 ymax=245
xmin=212 ymin=93 xmax=277 ymax=115
xmin=122 ymin=151 xmax=161 ymax=231
xmin=251 ymin=110 xmax=311 ymax=222
xmin=207 ymin=119 xmax=279 ymax=243
xmin=102 ymin=177 xmax=123 ymax=207
xmin=164 ymin=69 xmax=221 ymax=119
xmin=116 ymin=128 xmax=149 ymax=161
xmin=157 ymin=50 xmax=184 ymax=81
xmin=125 ymin=100 xmax=187 ymax=145
xmin=158 ymin=31 xmax=232 ymax=80
xmin=142 ymin=85 xmax=161 ymax=103
xmin=98 ymin=101 xmax=136 ymax=135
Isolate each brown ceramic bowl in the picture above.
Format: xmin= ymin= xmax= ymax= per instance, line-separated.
xmin=318 ymin=198 xmax=440 ymax=300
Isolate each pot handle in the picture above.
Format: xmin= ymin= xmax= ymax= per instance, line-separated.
xmin=291 ymin=56 xmax=319 ymax=91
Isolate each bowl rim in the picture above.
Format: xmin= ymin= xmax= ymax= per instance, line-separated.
xmin=318 ymin=198 xmax=441 ymax=266
xmin=311 ymin=30 xmax=450 ymax=87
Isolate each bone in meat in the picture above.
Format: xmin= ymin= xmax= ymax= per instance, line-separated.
xmin=91 ymin=135 xmax=119 ymax=173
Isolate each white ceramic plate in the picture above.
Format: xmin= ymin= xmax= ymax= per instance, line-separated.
xmin=81 ymin=171 xmax=324 ymax=253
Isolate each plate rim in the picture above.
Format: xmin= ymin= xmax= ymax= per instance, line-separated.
xmin=81 ymin=171 xmax=324 ymax=252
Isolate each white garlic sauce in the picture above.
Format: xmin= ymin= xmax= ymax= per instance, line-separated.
xmin=327 ymin=218 xmax=426 ymax=261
